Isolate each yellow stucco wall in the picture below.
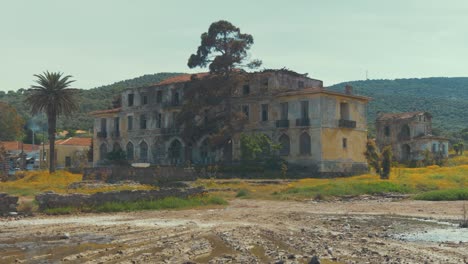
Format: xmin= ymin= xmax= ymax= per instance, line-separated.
xmin=321 ymin=128 xmax=367 ymax=162
xmin=42 ymin=145 xmax=89 ymax=168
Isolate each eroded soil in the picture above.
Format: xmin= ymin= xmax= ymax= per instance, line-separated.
xmin=1 ymin=199 xmax=467 ymax=263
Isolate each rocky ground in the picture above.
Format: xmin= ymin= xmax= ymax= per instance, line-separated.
xmin=1 ymin=199 xmax=467 ymax=264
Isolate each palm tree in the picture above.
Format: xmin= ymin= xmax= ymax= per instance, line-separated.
xmin=26 ymin=71 xmax=79 ymax=173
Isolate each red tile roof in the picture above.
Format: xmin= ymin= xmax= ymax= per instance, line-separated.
xmin=0 ymin=141 xmax=38 ymax=152
xmin=277 ymin=87 xmax=371 ymax=101
xmin=156 ymin=73 xmax=210 ymax=86
xmin=90 ymin=107 xmax=121 ymax=116
xmin=55 ymin=137 xmax=92 ymax=146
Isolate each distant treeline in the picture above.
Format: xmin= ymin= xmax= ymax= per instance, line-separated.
xmin=1 ymin=74 xmax=468 ymax=143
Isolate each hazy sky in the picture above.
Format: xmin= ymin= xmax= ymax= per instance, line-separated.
xmin=1 ymin=0 xmax=467 ymax=91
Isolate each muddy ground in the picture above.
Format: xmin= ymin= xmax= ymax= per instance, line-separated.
xmin=1 ymin=199 xmax=467 ymax=264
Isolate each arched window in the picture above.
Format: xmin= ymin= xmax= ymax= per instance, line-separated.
xmin=169 ymin=139 xmax=183 ymax=164
xmin=140 ymin=141 xmax=148 ymax=162
xmin=200 ymin=138 xmax=210 ymax=163
xmin=400 ymin=125 xmax=410 ymax=140
xmin=113 ymin=142 xmax=121 ymax=151
xmin=99 ymin=143 xmax=108 ymax=161
xmin=299 ymin=132 xmax=311 ymax=155
xmin=126 ymin=142 xmax=134 ymax=161
xmin=279 ymin=134 xmax=290 ymax=156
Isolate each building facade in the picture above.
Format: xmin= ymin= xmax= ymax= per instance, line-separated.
xmin=92 ymin=70 xmax=370 ymax=174
xmin=375 ymin=111 xmax=449 ymax=162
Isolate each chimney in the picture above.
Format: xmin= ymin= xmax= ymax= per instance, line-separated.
xmin=345 ymin=85 xmax=353 ymax=95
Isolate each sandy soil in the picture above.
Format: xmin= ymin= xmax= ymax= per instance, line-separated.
xmin=1 ymin=199 xmax=467 ymax=264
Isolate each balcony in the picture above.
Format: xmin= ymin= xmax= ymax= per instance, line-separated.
xmin=296 ymin=118 xmax=310 ymax=127
xmin=161 ymin=127 xmax=181 ymax=134
xmin=110 ymin=131 xmax=120 ymax=138
xmin=97 ymin=131 xmax=107 ymax=138
xmin=276 ymin=120 xmax=289 ymax=128
xmin=163 ymin=101 xmax=181 ymax=108
xmin=338 ymin=119 xmax=356 ymax=129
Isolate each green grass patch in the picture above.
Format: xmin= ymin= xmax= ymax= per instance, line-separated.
xmin=279 ymin=181 xmax=413 ymax=199
xmin=413 ymin=188 xmax=468 ymax=201
xmin=235 ymin=189 xmax=249 ymax=198
xmin=44 ymin=207 xmax=76 ymax=215
xmin=42 ymin=196 xmax=228 ymax=214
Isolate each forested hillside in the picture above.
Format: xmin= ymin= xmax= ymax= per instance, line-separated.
xmin=329 ymin=77 xmax=468 ymax=136
xmin=0 ymin=72 xmax=182 ymax=130
xmin=2 ymin=74 xmax=468 ymax=141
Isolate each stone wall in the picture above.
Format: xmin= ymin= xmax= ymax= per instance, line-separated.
xmin=82 ymin=166 xmax=197 ymax=185
xmin=35 ymin=187 xmax=206 ymax=211
xmin=0 ymin=193 xmax=18 ymax=215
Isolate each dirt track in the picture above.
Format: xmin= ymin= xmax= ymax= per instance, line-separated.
xmin=1 ymin=199 xmax=467 ymax=264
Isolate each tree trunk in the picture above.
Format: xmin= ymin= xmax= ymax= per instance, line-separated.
xmin=48 ymin=114 xmax=56 ymax=173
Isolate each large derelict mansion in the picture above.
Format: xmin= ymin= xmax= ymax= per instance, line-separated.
xmin=92 ymin=70 xmax=370 ymax=174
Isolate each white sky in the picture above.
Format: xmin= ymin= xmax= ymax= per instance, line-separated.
xmin=1 ymin=0 xmax=467 ymax=91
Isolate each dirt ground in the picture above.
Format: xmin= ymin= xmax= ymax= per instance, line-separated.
xmin=1 ymin=199 xmax=467 ymax=264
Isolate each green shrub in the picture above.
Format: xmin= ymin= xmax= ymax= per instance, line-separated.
xmin=413 ymin=189 xmax=468 ymax=201
xmin=235 ymin=189 xmax=249 ymax=197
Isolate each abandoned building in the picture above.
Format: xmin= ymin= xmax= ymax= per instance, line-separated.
xmin=375 ymin=111 xmax=449 ymax=162
xmin=91 ymin=70 xmax=370 ymax=174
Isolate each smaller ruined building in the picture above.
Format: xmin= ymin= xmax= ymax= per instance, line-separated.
xmin=376 ymin=112 xmax=449 ymax=162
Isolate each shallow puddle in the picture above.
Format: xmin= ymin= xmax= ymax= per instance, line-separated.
xmin=396 ymin=227 xmax=468 ymax=243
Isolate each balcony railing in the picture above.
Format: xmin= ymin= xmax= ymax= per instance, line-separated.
xmin=97 ymin=131 xmax=107 ymax=138
xmin=163 ymin=101 xmax=181 ymax=108
xmin=276 ymin=120 xmax=289 ymax=128
xmin=296 ymin=118 xmax=310 ymax=127
xmin=110 ymin=131 xmax=120 ymax=138
xmin=338 ymin=119 xmax=356 ymax=128
xmin=161 ymin=127 xmax=181 ymax=134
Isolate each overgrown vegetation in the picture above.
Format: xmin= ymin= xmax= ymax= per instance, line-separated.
xmin=0 ymin=171 xmax=154 ymax=197
xmin=196 ymin=163 xmax=468 ymax=201
xmin=43 ymin=195 xmax=227 ymax=214
xmin=413 ymin=188 xmax=468 ymax=201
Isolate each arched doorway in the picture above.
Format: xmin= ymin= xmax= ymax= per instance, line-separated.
xmin=126 ymin=142 xmax=134 ymax=161
xmin=168 ymin=139 xmax=183 ymax=164
xmin=402 ymin=144 xmax=411 ymax=161
xmin=299 ymin=132 xmax=311 ymax=155
xmin=99 ymin=143 xmax=108 ymax=161
xmin=140 ymin=141 xmax=148 ymax=162
xmin=279 ymin=134 xmax=290 ymax=156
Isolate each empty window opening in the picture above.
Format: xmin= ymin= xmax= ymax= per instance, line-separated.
xmin=300 ymin=101 xmax=309 ymax=120
xmin=156 ymin=91 xmax=163 ymax=103
xmin=280 ymin=102 xmax=288 ymax=120
xmin=342 ymin=138 xmax=347 ymax=148
xmin=243 ymin=85 xmax=250 ymax=95
xmin=261 ymin=104 xmax=269 ymax=121
xmin=128 ymin=94 xmax=134 ymax=106
xmin=140 ymin=114 xmax=147 ymax=129
xmin=127 ymin=116 xmax=133 ymax=131
xmin=340 ymin=102 xmax=350 ymax=120
xmin=384 ymin=126 xmax=390 ymax=137
xmin=242 ymin=105 xmax=250 ymax=120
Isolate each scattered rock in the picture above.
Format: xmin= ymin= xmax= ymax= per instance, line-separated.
xmin=309 ymin=255 xmax=320 ymax=264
